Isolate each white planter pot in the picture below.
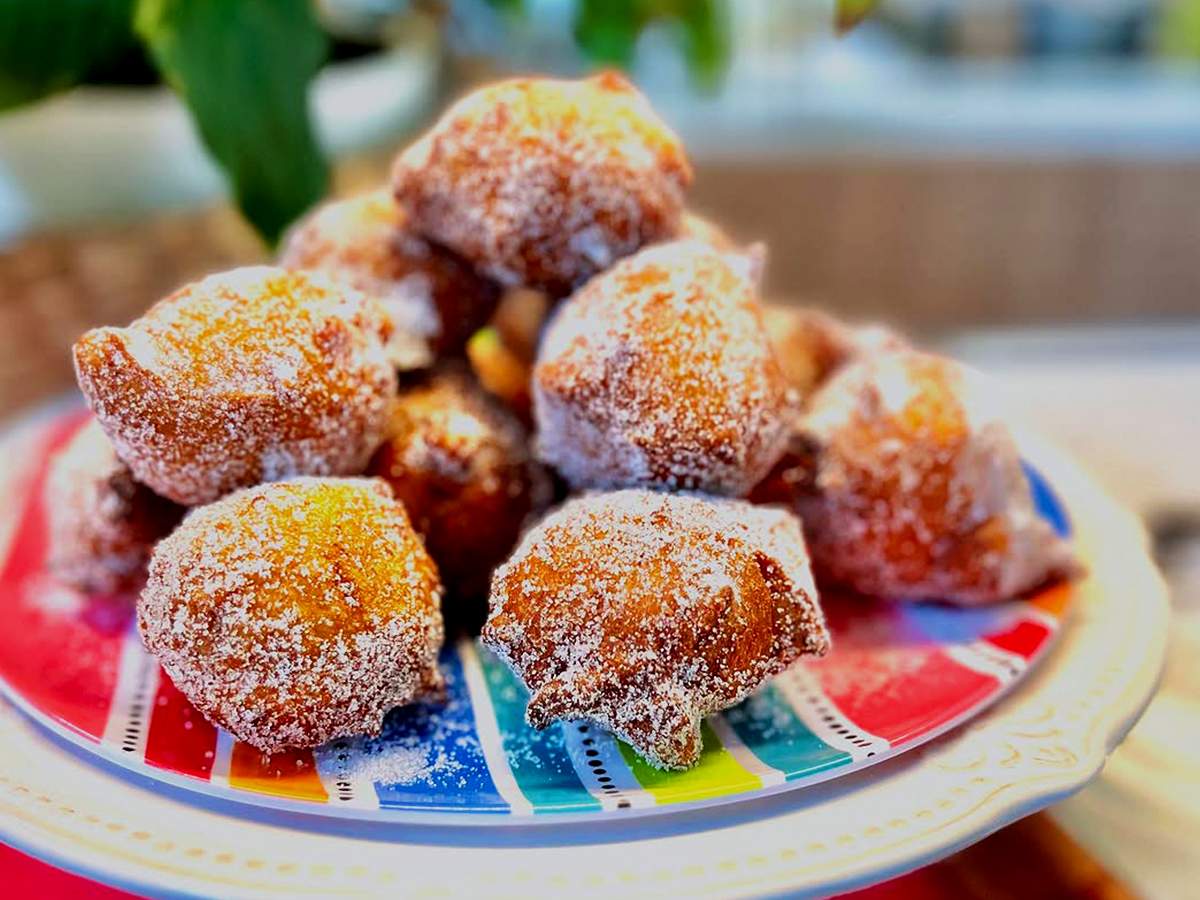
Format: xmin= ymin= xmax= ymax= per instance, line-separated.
xmin=0 ymin=35 xmax=440 ymax=244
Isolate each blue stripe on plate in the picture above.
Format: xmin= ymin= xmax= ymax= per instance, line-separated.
xmin=1023 ymin=461 xmax=1071 ymax=537
xmin=475 ymin=647 xmax=601 ymax=813
xmin=722 ymin=684 xmax=852 ymax=780
xmin=371 ymin=647 xmax=508 ymax=812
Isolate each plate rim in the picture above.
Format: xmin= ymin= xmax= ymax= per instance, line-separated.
xmin=0 ymin=401 xmax=1169 ymax=898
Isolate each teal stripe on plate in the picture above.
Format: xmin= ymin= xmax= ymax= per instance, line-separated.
xmin=475 ymin=647 xmax=602 ymax=813
xmin=723 ymin=684 xmax=852 ymax=780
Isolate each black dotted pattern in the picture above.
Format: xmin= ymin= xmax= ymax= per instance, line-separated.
xmin=966 ymin=644 xmax=1024 ymax=680
xmin=780 ymin=670 xmax=880 ymax=758
xmin=574 ymin=723 xmax=632 ymax=809
xmin=120 ymin=653 xmax=157 ymax=755
xmin=331 ymin=742 xmax=355 ymax=803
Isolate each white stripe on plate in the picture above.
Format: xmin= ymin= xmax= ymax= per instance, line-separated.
xmin=945 ymin=641 xmax=1027 ymax=684
xmin=209 ymin=730 xmax=236 ymax=789
xmin=100 ymin=627 xmax=159 ymax=761
xmin=314 ymin=738 xmax=381 ymax=810
xmin=1024 ymin=608 xmax=1062 ymax=632
xmin=709 ymin=714 xmax=786 ymax=788
xmin=458 ymin=642 xmax=533 ymax=815
xmin=561 ymin=720 xmax=656 ymax=811
xmin=774 ymin=665 xmax=889 ymax=761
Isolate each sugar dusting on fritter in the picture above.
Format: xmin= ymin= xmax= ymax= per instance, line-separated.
xmin=482 ymin=489 xmax=829 ymax=770
xmin=44 ymin=418 xmax=182 ymax=594
xmin=391 ymin=72 xmax=692 ymax=296
xmin=138 ymin=477 xmax=444 ymax=753
xmin=73 ymin=266 xmax=398 ymax=506
xmin=279 ymin=189 xmax=500 ymax=370
xmin=533 ymin=239 xmax=791 ymax=496
xmin=368 ymin=366 xmax=552 ymax=602
xmin=796 ymin=350 xmax=1079 ymax=605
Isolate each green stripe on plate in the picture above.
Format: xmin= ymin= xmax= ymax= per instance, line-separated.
xmin=619 ymin=720 xmax=761 ymax=803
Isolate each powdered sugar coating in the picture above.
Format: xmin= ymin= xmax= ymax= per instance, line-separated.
xmin=676 ymin=210 xmax=734 ymax=251
xmin=138 ymin=477 xmax=444 ymax=752
xmin=763 ymin=305 xmax=909 ymax=400
xmin=73 ymin=266 xmax=398 ymax=506
xmin=533 ymin=240 xmax=790 ymax=495
xmin=368 ymin=366 xmax=551 ymax=603
xmin=280 ymin=189 xmax=500 ymax=370
xmin=391 ymin=72 xmax=692 ymax=296
xmin=793 ymin=350 xmax=1079 ymax=605
xmin=44 ymin=418 xmax=182 ymax=594
xmin=482 ymin=489 xmax=830 ymax=770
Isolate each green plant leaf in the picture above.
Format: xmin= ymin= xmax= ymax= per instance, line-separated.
xmin=482 ymin=0 xmax=524 ymax=13
xmin=0 ymin=0 xmax=137 ymax=110
xmin=836 ymin=0 xmax=881 ymax=34
xmin=675 ymin=0 xmax=728 ymax=90
xmin=574 ymin=0 xmax=643 ymax=70
xmin=1159 ymin=0 xmax=1200 ymax=59
xmin=135 ymin=0 xmax=329 ymax=245
xmin=573 ymin=0 xmax=730 ymax=89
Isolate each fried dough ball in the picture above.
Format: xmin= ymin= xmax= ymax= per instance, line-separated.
xmin=280 ymin=189 xmax=500 ymax=371
xmin=676 ymin=210 xmax=734 ymax=251
xmin=763 ymin=305 xmax=908 ymax=399
xmin=391 ymin=72 xmax=692 ymax=296
xmin=44 ymin=418 xmax=182 ymax=594
xmin=792 ymin=350 xmax=1078 ymax=605
xmin=533 ymin=240 xmax=790 ymax=495
xmin=139 ymin=478 xmax=444 ymax=752
xmin=482 ymin=489 xmax=830 ymax=770
xmin=465 ymin=288 xmax=552 ymax=426
xmin=467 ymin=327 xmax=535 ymax=427
xmin=74 ymin=267 xmax=398 ymax=506
xmin=750 ymin=307 xmax=909 ymax=505
xmin=368 ymin=367 xmax=550 ymax=605
xmin=488 ymin=287 xmax=551 ymax=364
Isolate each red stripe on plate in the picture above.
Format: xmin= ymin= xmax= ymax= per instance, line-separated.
xmin=0 ymin=413 xmax=131 ymax=741
xmin=143 ymin=673 xmax=219 ymax=780
xmin=813 ymin=648 xmax=1001 ymax=746
xmin=984 ymin=619 xmax=1053 ymax=660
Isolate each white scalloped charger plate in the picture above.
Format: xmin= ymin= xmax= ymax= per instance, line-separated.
xmin=0 ymin=403 xmax=1167 ymax=898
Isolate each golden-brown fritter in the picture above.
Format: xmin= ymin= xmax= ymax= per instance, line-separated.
xmin=465 ymin=288 xmax=551 ymax=426
xmin=280 ymin=189 xmax=500 ymax=370
xmin=487 ymin=287 xmax=551 ymax=364
xmin=73 ymin=266 xmax=397 ymax=506
xmin=482 ymin=489 xmax=830 ymax=770
xmin=793 ymin=350 xmax=1078 ymax=605
xmin=391 ymin=72 xmax=691 ymax=296
xmin=676 ymin=210 xmax=734 ymax=251
xmin=533 ymin=240 xmax=790 ymax=495
xmin=44 ymin=418 xmax=182 ymax=594
xmin=762 ymin=305 xmax=908 ymax=400
xmin=138 ymin=477 xmax=444 ymax=752
xmin=467 ymin=327 xmax=535 ymax=428
xmin=368 ymin=367 xmax=549 ymax=604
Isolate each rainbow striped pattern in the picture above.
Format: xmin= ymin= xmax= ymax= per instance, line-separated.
xmin=0 ymin=411 xmax=1075 ymax=819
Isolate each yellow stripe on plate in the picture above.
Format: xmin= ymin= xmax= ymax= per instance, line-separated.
xmin=1028 ymin=582 xmax=1074 ymax=619
xmin=619 ymin=720 xmax=762 ymax=804
xmin=228 ymin=742 xmax=329 ymax=803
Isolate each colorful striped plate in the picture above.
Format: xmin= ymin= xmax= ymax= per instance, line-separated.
xmin=0 ymin=410 xmax=1076 ymax=823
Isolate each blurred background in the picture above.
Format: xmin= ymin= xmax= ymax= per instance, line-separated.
xmin=3 ymin=0 xmax=1200 ymax=407
xmin=0 ymin=1 xmax=1197 ymax=897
